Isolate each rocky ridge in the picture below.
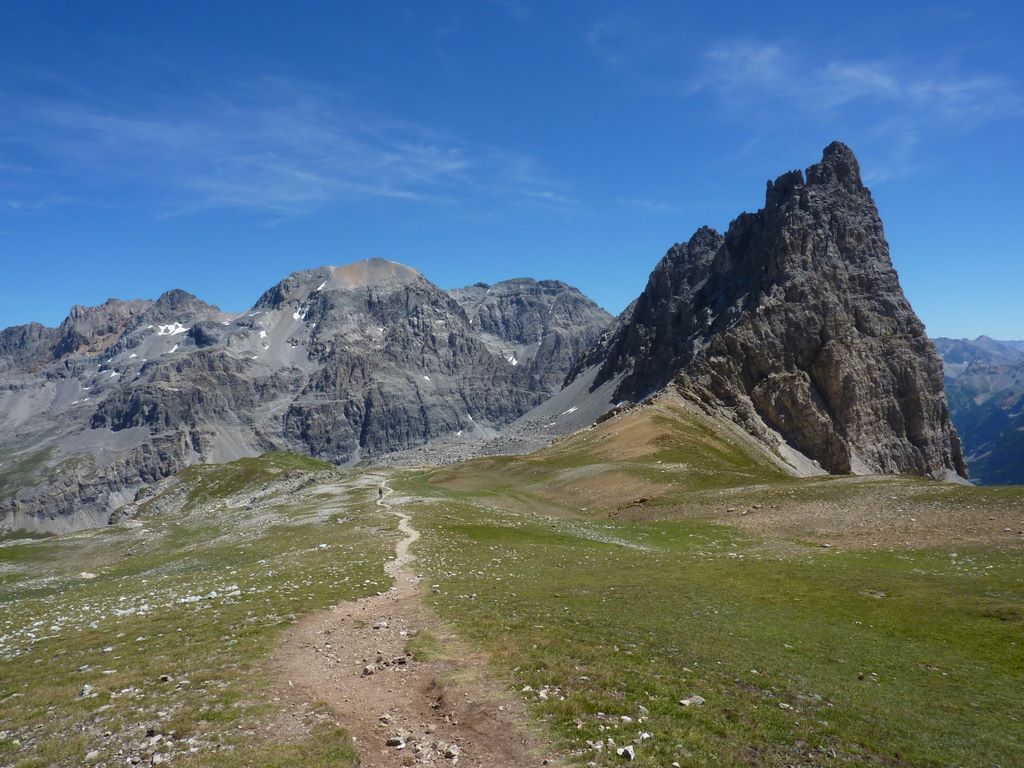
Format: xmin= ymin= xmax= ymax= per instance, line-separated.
xmin=0 ymin=260 xmax=610 ymax=532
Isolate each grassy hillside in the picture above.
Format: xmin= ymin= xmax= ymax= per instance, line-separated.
xmin=3 ymin=393 xmax=1023 ymax=767
xmin=395 ymin=393 xmax=1024 ymax=766
xmin=0 ymin=453 xmax=391 ymax=767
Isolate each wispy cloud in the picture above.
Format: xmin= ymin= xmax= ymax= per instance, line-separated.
xmin=682 ymin=39 xmax=1021 ymax=182
xmin=0 ymin=76 xmax=572 ymax=218
xmin=690 ymin=40 xmax=1021 ymax=126
xmin=488 ymin=0 xmax=531 ymax=22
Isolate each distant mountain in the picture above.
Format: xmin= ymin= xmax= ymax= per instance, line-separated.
xmin=568 ymin=142 xmax=967 ymax=481
xmin=450 ymin=278 xmax=613 ymax=394
xmin=0 ymin=259 xmax=610 ymax=532
xmin=933 ymin=336 xmax=1024 ymax=484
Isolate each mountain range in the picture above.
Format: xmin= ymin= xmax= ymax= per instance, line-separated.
xmin=0 ymin=142 xmax=994 ymax=533
xmin=933 ymin=336 xmax=1024 ymax=484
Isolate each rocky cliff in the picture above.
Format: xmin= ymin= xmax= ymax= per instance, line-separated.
xmin=574 ymin=142 xmax=967 ymax=481
xmin=450 ymin=278 xmax=613 ymax=394
xmin=0 ymin=259 xmax=610 ymax=532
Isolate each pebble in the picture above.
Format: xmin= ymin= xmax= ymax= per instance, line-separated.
xmin=679 ymin=695 xmax=705 ymax=707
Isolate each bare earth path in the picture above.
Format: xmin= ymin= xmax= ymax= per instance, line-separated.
xmin=274 ymin=477 xmax=557 ymax=767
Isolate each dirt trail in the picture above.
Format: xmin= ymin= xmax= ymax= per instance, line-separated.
xmin=274 ymin=478 xmax=556 ymax=767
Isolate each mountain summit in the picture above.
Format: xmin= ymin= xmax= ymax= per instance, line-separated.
xmin=573 ymin=142 xmax=967 ymax=481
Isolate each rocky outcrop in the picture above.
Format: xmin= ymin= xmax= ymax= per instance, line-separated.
xmin=576 ymin=142 xmax=967 ymax=481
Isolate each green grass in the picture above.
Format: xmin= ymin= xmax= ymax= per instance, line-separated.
xmin=0 ymin=446 xmax=56 ymax=500
xmin=403 ymin=495 xmax=1024 ymax=767
xmin=0 ymin=454 xmax=391 ymax=767
xmin=404 ymin=628 xmax=446 ymax=662
xmin=178 ymin=451 xmax=336 ymax=506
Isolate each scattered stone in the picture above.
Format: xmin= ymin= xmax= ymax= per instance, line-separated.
xmin=386 ymin=736 xmax=406 ymax=749
xmin=679 ymin=695 xmax=705 ymax=707
xmin=616 ymin=744 xmax=636 ymax=760
xmin=362 ymin=665 xmax=376 ymax=676
xmin=84 ymin=750 xmax=100 ymax=763
xmin=445 ymin=743 xmax=460 ymax=759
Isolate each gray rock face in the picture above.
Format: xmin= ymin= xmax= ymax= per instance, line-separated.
xmin=575 ymin=142 xmax=967 ymax=481
xmin=934 ymin=336 xmax=1024 ymax=484
xmin=450 ymin=278 xmax=612 ymax=393
xmin=0 ymin=259 xmax=609 ymax=532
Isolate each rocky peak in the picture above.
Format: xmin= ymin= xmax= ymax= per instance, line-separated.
xmin=329 ymin=257 xmax=424 ymax=290
xmin=808 ymin=140 xmax=865 ymax=193
xmin=256 ymin=259 xmax=428 ymax=311
xmin=452 ymin=277 xmax=611 ymax=343
xmin=52 ymin=298 xmax=154 ymax=360
xmin=450 ymin=277 xmax=612 ymax=393
xmin=577 ymin=141 xmax=967 ymax=481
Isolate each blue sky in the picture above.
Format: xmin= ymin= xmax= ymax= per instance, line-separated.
xmin=1 ymin=1 xmax=1021 ymax=339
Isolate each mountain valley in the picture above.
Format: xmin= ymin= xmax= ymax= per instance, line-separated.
xmin=2 ymin=143 xmax=1022 ymax=768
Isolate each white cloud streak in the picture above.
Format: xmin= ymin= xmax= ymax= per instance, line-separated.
xmin=690 ymin=40 xmax=1020 ymax=126
xmin=0 ymin=77 xmax=573 ymax=217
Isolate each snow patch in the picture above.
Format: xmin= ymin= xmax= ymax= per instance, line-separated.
xmin=506 ymin=354 xmax=518 ymax=366
xmin=156 ymin=322 xmax=188 ymax=336
xmin=423 ymin=375 xmax=431 ymax=382
xmin=259 ymin=330 xmax=267 ymax=339
xmin=164 ymin=344 xmax=179 ymax=355
xmin=128 ymin=353 xmax=137 ymax=359
xmin=561 ymin=406 xmax=579 ymax=415
xmin=109 ymin=371 xmax=119 ymax=378
xmin=316 ymin=281 xmax=327 ymax=291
